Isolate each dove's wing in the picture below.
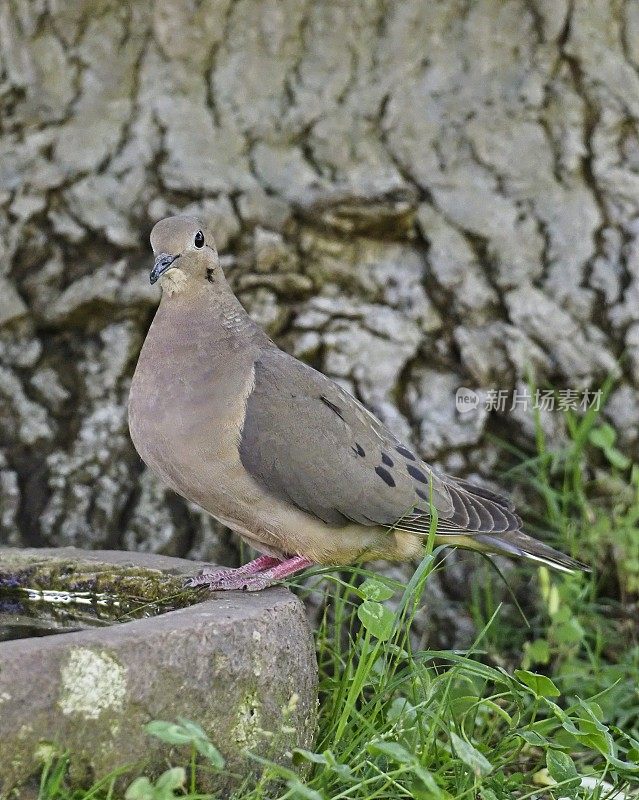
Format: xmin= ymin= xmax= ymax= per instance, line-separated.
xmin=239 ymin=349 xmax=522 ymax=536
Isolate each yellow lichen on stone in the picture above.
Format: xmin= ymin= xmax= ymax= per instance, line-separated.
xmin=58 ymin=648 xmax=126 ymax=719
xmin=34 ymin=742 xmax=60 ymax=765
xmin=232 ymin=691 xmax=262 ymax=748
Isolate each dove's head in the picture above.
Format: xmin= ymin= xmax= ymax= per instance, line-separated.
xmin=149 ymin=216 xmax=220 ymax=295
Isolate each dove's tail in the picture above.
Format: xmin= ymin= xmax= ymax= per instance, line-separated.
xmin=439 ymin=530 xmax=589 ymax=574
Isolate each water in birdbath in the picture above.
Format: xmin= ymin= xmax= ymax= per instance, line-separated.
xmin=0 ymin=559 xmax=200 ymax=642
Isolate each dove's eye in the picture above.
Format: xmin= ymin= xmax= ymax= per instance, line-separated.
xmin=194 ymin=230 xmax=205 ymax=248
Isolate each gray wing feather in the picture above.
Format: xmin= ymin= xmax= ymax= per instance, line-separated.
xmin=239 ymin=349 xmax=522 ymax=535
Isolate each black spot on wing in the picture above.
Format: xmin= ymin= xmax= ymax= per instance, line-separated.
xmin=352 ymin=442 xmax=365 ymax=457
xmin=416 ymin=487 xmax=429 ymax=502
xmin=320 ymin=395 xmax=344 ymax=420
xmin=381 ymin=452 xmax=394 ymax=467
xmin=407 ymin=464 xmax=429 ymax=484
xmin=396 ymin=445 xmax=416 ymax=460
xmin=375 ymin=466 xmax=396 ymax=487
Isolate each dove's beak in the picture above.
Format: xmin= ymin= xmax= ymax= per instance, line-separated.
xmin=150 ymin=253 xmax=180 ymax=285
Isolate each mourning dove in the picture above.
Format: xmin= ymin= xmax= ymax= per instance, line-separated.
xmin=128 ymin=216 xmax=587 ymax=591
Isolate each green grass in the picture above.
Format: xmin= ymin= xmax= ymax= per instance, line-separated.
xmin=37 ymin=393 xmax=639 ymax=799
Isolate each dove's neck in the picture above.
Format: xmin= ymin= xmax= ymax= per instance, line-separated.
xmin=155 ymin=274 xmax=270 ymax=350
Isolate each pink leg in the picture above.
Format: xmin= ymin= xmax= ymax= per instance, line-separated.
xmin=187 ymin=555 xmax=314 ymax=592
xmin=185 ymin=555 xmax=281 ymax=589
xmin=238 ymin=555 xmax=314 ymax=592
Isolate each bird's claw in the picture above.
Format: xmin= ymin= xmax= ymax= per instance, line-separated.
xmin=183 ymin=567 xmax=231 ymax=589
xmin=184 ymin=567 xmax=273 ymax=591
xmin=184 ymin=568 xmax=275 ymax=592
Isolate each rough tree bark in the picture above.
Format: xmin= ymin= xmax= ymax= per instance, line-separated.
xmin=1 ymin=0 xmax=638 ymax=645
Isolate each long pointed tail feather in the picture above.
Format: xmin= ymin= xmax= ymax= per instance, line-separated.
xmin=439 ymin=531 xmax=590 ymax=574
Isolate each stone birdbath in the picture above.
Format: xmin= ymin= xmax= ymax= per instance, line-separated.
xmin=0 ymin=547 xmax=318 ymax=796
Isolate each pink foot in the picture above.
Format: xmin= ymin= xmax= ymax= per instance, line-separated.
xmin=185 ymin=555 xmax=280 ymax=589
xmin=186 ymin=555 xmax=314 ymax=592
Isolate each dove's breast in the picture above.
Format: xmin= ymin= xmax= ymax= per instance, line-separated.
xmin=128 ymin=297 xmax=267 ymax=519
